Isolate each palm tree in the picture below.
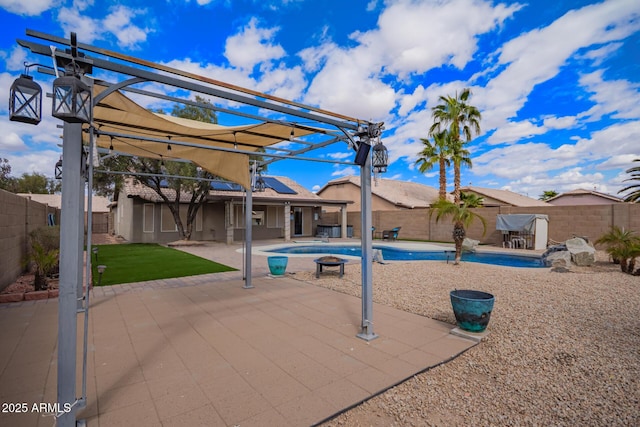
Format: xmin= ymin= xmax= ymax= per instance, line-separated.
xmin=429 ymin=199 xmax=486 ymax=265
xmin=618 ymin=159 xmax=640 ymax=202
xmin=539 ymin=190 xmax=558 ymax=201
xmin=450 ymin=139 xmax=472 ymax=200
xmin=460 ymin=191 xmax=484 ymax=208
xmin=415 ymin=130 xmax=451 ymax=200
xmin=595 ymin=226 xmax=640 ymax=273
xmin=429 ymin=88 xmax=481 ymax=203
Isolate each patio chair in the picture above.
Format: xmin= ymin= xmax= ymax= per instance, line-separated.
xmin=382 ymin=227 xmax=401 ymax=241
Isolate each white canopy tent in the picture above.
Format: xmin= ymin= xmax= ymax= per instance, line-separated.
xmin=496 ymin=214 xmax=549 ymax=250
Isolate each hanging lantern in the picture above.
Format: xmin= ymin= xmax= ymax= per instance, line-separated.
xmin=54 ymin=157 xmax=63 ymax=179
xmin=372 ymin=140 xmax=388 ymax=174
xmin=52 ymin=74 xmax=92 ymax=123
xmin=255 ymin=175 xmax=266 ymax=192
xmin=9 ymin=74 xmax=42 ymax=125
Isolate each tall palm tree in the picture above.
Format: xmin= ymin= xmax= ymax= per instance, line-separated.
xmin=450 ymin=138 xmax=472 ymax=201
xmin=430 ymin=88 xmax=481 ymax=203
xmin=618 ymin=159 xmax=640 ymax=202
xmin=415 ymin=130 xmax=451 ymax=200
xmin=429 ymin=199 xmax=486 ymax=265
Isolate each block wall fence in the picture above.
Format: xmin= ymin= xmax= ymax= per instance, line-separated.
xmin=0 ymin=189 xmax=60 ymax=291
xmin=321 ymin=204 xmax=640 ymax=246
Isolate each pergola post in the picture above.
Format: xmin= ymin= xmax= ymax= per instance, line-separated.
xmin=243 ymin=189 xmax=253 ymax=289
xmin=341 ymin=205 xmax=347 ymax=239
xmin=357 ymin=153 xmax=377 ymax=341
xmin=57 ymin=122 xmax=85 ymax=426
xmin=284 ymin=202 xmax=291 ymax=241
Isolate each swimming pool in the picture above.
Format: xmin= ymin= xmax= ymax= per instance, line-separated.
xmin=267 ymin=245 xmax=545 ymax=268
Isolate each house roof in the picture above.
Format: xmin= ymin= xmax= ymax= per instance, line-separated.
xmin=317 ymin=176 xmax=449 ymax=208
xmin=459 ymin=186 xmax=549 ymax=207
xmin=123 ymin=176 xmax=350 ymax=206
xmin=17 ymin=194 xmax=112 ymax=212
xmin=546 ymin=188 xmax=624 ymax=203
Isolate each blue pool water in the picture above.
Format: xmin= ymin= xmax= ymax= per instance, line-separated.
xmin=267 ymin=245 xmax=545 ymax=268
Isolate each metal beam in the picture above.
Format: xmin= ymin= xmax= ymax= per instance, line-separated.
xmin=26 ymin=29 xmax=362 ymax=123
xmin=18 ymin=37 xmax=362 ymax=131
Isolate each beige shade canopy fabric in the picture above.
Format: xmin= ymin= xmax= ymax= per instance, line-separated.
xmin=88 ymin=84 xmax=318 ymax=189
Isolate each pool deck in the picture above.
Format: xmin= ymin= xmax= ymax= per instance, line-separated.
xmin=0 ymin=238 xmax=481 ymax=427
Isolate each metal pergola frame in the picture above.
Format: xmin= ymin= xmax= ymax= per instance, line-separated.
xmin=15 ymin=29 xmax=381 ymax=427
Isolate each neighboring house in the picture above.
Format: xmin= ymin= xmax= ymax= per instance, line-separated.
xmin=458 ymin=186 xmax=549 ymax=207
xmin=316 ymin=176 xmax=448 ymax=211
xmin=18 ymin=193 xmax=112 ymax=232
xmin=113 ymin=176 xmax=350 ymax=244
xmin=546 ymin=189 xmax=625 ymax=205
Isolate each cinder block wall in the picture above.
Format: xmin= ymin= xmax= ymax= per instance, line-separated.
xmin=0 ymin=190 xmax=58 ymax=291
xmin=323 ymin=204 xmax=640 ymax=247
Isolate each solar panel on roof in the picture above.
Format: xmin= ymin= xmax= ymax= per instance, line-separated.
xmin=263 ymin=177 xmax=297 ymax=194
xmin=210 ymin=180 xmax=244 ymax=191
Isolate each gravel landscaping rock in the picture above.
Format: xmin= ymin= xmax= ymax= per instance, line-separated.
xmin=294 ymin=252 xmax=639 ymax=427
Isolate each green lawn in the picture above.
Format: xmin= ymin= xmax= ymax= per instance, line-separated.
xmin=91 ymin=243 xmax=236 ymax=286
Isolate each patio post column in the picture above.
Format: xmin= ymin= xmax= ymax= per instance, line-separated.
xmin=341 ymin=205 xmax=347 ymax=238
xmin=225 ymin=201 xmax=234 ymax=244
xmin=283 ymin=202 xmax=291 ymax=241
xmin=244 ymin=189 xmax=253 ymax=289
xmin=57 ymin=122 xmax=85 ymax=426
xmin=358 ymin=152 xmax=377 ymax=341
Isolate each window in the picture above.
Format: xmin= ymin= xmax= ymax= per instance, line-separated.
xmin=267 ymin=206 xmax=282 ymax=228
xmin=143 ymin=204 xmax=154 ymax=233
xmin=161 ymin=205 xmax=177 ymax=232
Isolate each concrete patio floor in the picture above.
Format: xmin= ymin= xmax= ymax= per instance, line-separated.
xmin=0 ymin=241 xmax=477 ymax=427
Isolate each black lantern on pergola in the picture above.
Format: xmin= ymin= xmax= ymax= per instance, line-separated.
xmin=51 ymin=32 xmax=92 ymax=124
xmin=52 ymin=71 xmax=92 ymax=123
xmin=372 ymin=140 xmax=388 ymax=174
xmin=9 ymin=73 xmax=42 ymax=125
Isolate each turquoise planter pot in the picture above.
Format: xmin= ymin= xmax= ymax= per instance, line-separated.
xmin=267 ymin=256 xmax=288 ymax=276
xmin=450 ymin=290 xmax=495 ymax=332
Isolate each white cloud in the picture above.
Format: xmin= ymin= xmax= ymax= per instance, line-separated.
xmin=301 ymin=0 xmax=521 ymax=121
xmin=311 ymin=184 xmax=321 ymax=192
xmin=0 ymin=149 xmax=61 ymax=178
xmin=327 ymin=152 xmax=352 ymax=160
xmin=357 ymin=0 xmax=523 ymax=75
xmin=224 ymin=18 xmax=285 ymax=71
xmin=103 ymin=6 xmax=150 ymax=49
xmin=58 ymin=4 xmax=150 ymax=49
xmin=0 ymin=131 xmax=27 ymax=152
xmin=487 ymin=120 xmax=546 ymax=145
xmin=542 ymin=116 xmax=577 ymax=129
xmin=597 ymin=154 xmax=640 ymax=170
xmin=578 ymin=42 xmax=623 ymax=67
xmin=2 ymin=47 xmax=28 ymax=72
xmin=579 ymin=70 xmax=640 ymax=121
xmin=331 ymin=166 xmax=357 ymax=177
xmin=0 ymin=0 xmax=58 ymax=16
xmin=477 ymin=0 xmax=640 ymax=132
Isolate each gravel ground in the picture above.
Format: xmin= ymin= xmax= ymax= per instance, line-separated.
xmin=293 ymin=252 xmax=640 ymax=427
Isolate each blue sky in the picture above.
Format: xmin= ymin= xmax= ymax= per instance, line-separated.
xmin=1 ymin=0 xmax=639 ymax=200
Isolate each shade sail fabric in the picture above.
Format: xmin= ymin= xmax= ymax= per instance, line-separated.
xmin=88 ymin=84 xmax=318 ymax=189
xmin=496 ymin=214 xmax=549 ymax=233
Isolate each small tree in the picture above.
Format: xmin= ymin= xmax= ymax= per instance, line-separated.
xmin=429 ymin=199 xmax=486 ymax=265
xmin=25 ymin=226 xmax=60 ymax=290
xmin=595 ymin=226 xmax=640 ymax=274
